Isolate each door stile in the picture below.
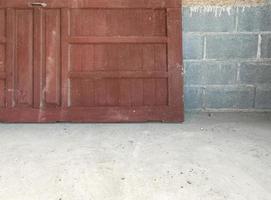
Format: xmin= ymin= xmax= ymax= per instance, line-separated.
xmin=33 ymin=8 xmax=44 ymax=108
xmin=6 ymin=8 xmax=15 ymax=108
xmin=61 ymin=8 xmax=69 ymax=108
xmin=166 ymin=8 xmax=184 ymax=121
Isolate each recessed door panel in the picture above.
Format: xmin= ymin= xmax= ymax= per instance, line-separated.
xmin=70 ymin=44 xmax=167 ymax=72
xmin=70 ymin=78 xmax=168 ymax=107
xmin=0 ymin=9 xmax=5 ymax=38
xmin=0 ymin=44 xmax=4 ymax=72
xmin=0 ymin=80 xmax=4 ymax=107
xmin=15 ymin=9 xmax=34 ymax=106
xmin=0 ymin=9 xmax=5 ymax=107
xmin=44 ymin=9 xmax=61 ymax=106
xmin=70 ymin=9 xmax=166 ymax=36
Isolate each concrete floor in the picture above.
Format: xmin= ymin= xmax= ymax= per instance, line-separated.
xmin=0 ymin=113 xmax=270 ymax=200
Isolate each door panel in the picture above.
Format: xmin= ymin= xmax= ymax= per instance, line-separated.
xmin=0 ymin=9 xmax=5 ymax=107
xmin=70 ymin=44 xmax=167 ymax=72
xmin=0 ymin=0 xmax=183 ymax=122
xmin=0 ymin=80 xmax=4 ymax=107
xmin=0 ymin=44 xmax=4 ymax=72
xmin=70 ymin=78 xmax=168 ymax=107
xmin=0 ymin=9 xmax=4 ymax=37
xmin=70 ymin=9 xmax=166 ymax=36
xmin=15 ymin=9 xmax=34 ymax=106
xmin=44 ymin=9 xmax=61 ymax=106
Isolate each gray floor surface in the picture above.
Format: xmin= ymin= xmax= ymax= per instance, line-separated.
xmin=0 ymin=112 xmax=270 ymax=200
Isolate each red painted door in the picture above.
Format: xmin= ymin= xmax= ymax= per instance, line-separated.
xmin=0 ymin=0 xmax=184 ymax=122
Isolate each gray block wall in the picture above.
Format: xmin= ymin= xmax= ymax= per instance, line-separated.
xmin=182 ymin=5 xmax=271 ymax=111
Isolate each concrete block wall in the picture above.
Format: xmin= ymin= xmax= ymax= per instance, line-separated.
xmin=182 ymin=5 xmax=271 ymax=111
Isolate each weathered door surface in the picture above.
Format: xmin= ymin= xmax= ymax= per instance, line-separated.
xmin=0 ymin=0 xmax=184 ymax=122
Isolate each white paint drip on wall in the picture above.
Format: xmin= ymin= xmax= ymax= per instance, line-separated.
xmin=187 ymin=5 xmax=253 ymax=16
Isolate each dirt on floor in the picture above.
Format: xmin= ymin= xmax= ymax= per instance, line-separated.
xmin=0 ymin=112 xmax=270 ymax=200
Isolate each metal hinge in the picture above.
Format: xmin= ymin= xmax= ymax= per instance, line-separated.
xmin=29 ymin=2 xmax=47 ymax=7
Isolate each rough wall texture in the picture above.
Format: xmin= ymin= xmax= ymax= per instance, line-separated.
xmin=182 ymin=0 xmax=265 ymax=6
xmin=183 ymin=5 xmax=271 ymax=111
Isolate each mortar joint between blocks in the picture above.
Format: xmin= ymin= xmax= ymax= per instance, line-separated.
xmin=203 ymin=36 xmax=207 ymax=60
xmin=257 ymin=34 xmax=262 ymax=60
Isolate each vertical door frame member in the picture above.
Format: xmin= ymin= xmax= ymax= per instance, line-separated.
xmin=33 ymin=7 xmax=44 ymax=108
xmin=6 ymin=8 xmax=15 ymax=108
xmin=167 ymin=8 xmax=184 ymax=121
xmin=61 ymin=8 xmax=69 ymax=108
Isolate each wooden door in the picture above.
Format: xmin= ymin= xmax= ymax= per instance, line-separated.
xmin=0 ymin=0 xmax=184 ymax=122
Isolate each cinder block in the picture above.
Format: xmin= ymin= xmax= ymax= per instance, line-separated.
xmin=205 ymin=62 xmax=237 ymax=84
xmin=183 ymin=34 xmax=204 ymax=59
xmin=184 ymin=86 xmax=204 ymax=110
xmin=255 ymin=85 xmax=271 ymax=109
xmin=237 ymin=6 xmax=271 ymax=32
xmin=205 ymin=86 xmax=255 ymax=109
xmin=182 ymin=7 xmax=236 ymax=32
xmin=261 ymin=34 xmax=271 ymax=58
xmin=206 ymin=34 xmax=258 ymax=59
xmin=184 ymin=61 xmax=237 ymax=85
xmin=240 ymin=62 xmax=271 ymax=84
xmin=184 ymin=62 xmax=203 ymax=85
